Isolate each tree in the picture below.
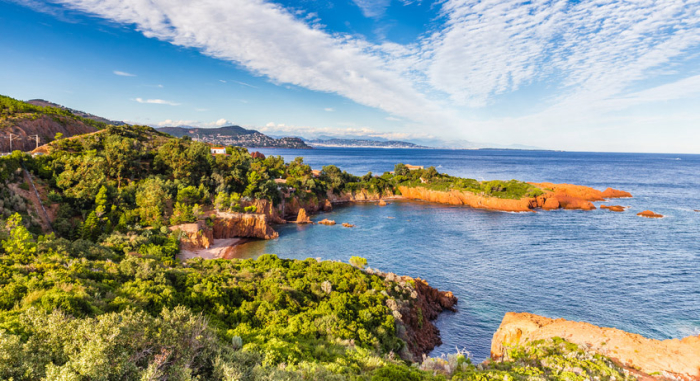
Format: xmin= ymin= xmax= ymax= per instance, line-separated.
xmin=394 ymin=163 xmax=410 ymax=177
xmin=349 ymin=256 xmax=367 ymax=269
xmin=135 ymin=178 xmax=168 ymax=226
xmin=170 ymin=202 xmax=195 ymax=225
xmin=1 ymin=214 xmax=36 ymax=264
xmin=103 ymin=135 xmax=140 ymax=188
xmin=95 ymin=185 xmax=108 ymax=217
xmin=81 ymin=211 xmax=101 ymax=241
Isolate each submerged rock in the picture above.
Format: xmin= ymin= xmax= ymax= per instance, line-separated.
xmin=491 ymin=312 xmax=700 ymax=380
xmin=318 ymin=219 xmax=336 ymax=225
xmin=601 ymin=204 xmax=626 ymax=212
xmin=342 ymin=223 xmax=355 ymax=228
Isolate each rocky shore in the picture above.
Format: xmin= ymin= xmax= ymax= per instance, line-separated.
xmin=491 ymin=312 xmax=700 ymax=380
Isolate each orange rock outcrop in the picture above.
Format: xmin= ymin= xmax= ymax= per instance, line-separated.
xmin=397 ymin=183 xmax=632 ymax=213
xmin=601 ymin=204 xmax=626 ymax=212
xmin=342 ymin=223 xmax=355 ymax=228
xmin=318 ymin=219 xmax=336 ymax=225
xmin=295 ymin=208 xmax=312 ymax=224
xmin=213 ymin=212 xmax=279 ymax=240
xmin=637 ymin=210 xmax=664 ymax=218
xmin=378 ymin=200 xmax=388 ymax=206
xmin=169 ymin=221 xmax=214 ymax=249
xmin=491 ymin=312 xmax=700 ymax=380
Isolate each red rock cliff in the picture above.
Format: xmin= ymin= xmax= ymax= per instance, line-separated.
xmin=491 ymin=312 xmax=700 ymax=380
xmin=213 ymin=212 xmax=279 ymax=240
xmin=1 ymin=114 xmax=98 ymax=152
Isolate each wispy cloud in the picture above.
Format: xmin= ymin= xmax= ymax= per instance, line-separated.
xmin=257 ymin=122 xmax=433 ymax=141
xmin=113 ymin=70 xmax=136 ymax=77
xmin=385 ymin=116 xmax=401 ymax=122
xmin=134 ymin=98 xmax=180 ymax=106
xmin=324 ymin=108 xmax=334 ymax=112
xmin=351 ymin=0 xmax=391 ymax=18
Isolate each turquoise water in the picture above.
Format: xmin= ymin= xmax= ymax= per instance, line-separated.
xmin=233 ymin=148 xmax=700 ymax=361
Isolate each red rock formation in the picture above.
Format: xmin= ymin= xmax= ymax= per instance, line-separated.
xmin=342 ymin=223 xmax=355 ymax=228
xmin=638 ymin=210 xmax=664 ymax=218
xmin=380 ymin=274 xmax=458 ymax=361
xmin=169 ymin=221 xmax=214 ymax=249
xmin=323 ymin=199 xmax=333 ymax=212
xmin=2 ymin=114 xmax=98 ymax=153
xmin=213 ymin=212 xmax=279 ymax=239
xmin=295 ymin=208 xmax=312 ymax=224
xmin=397 ymin=186 xmax=534 ymax=212
xmin=530 ymin=182 xmax=631 ymax=202
xmin=318 ymin=219 xmax=336 ymax=225
xmin=378 ymin=200 xmax=388 ymax=206
xmin=250 ymin=151 xmax=265 ymax=159
xmin=491 ymin=312 xmax=700 ymax=380
xmin=240 ymin=199 xmax=286 ymax=224
xmin=601 ymin=204 xmax=626 ymax=212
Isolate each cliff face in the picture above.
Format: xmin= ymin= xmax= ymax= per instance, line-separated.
xmin=213 ymin=212 xmax=278 ymax=240
xmin=169 ymin=220 xmax=214 ymax=249
xmin=1 ymin=115 xmax=97 ymax=152
xmin=369 ymin=270 xmax=458 ymax=362
xmin=397 ymin=184 xmax=632 ymax=212
xmin=491 ymin=312 xmax=700 ymax=381
xmin=171 ymin=213 xmax=278 ymax=250
xmin=240 ymin=199 xmax=286 ymax=224
xmin=398 ymin=186 xmax=534 ymax=212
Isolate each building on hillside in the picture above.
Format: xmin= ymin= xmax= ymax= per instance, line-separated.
xmin=312 ymin=169 xmax=322 ymax=178
xmin=405 ymin=164 xmax=424 ymax=170
xmin=210 ymin=147 xmax=226 ymax=155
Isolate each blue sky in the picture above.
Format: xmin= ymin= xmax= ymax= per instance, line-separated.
xmin=1 ymin=0 xmax=699 ymax=153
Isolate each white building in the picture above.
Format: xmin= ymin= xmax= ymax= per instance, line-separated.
xmin=210 ymin=147 xmax=226 ymax=155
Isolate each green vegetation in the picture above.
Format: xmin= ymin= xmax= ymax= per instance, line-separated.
xmin=0 ymin=121 xmax=628 ymax=379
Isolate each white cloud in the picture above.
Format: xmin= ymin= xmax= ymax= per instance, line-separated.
xmin=113 ymin=70 xmax=136 ymax=77
xmin=134 ymin=98 xmax=180 ymax=106
xmin=256 ymin=122 xmax=433 ymax=141
xmin=324 ymin=108 xmax=334 ymax=112
xmin=50 ymin=0 xmax=452 ymax=129
xmin=385 ymin=116 xmax=401 ymax=121
xmin=154 ymin=118 xmax=232 ymax=127
xmin=352 ymin=0 xmax=391 ymax=18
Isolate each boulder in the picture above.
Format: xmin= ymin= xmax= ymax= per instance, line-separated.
xmin=318 ymin=219 xmax=336 ymax=225
xmin=342 ymin=223 xmax=355 ymax=228
xmin=378 ymin=200 xmax=388 ymax=206
xmin=323 ymin=199 xmax=333 ymax=212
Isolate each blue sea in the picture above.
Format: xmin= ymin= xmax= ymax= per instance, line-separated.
xmin=235 ymin=148 xmax=700 ymax=361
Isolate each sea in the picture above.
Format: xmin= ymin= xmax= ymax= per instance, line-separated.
xmin=233 ymin=148 xmax=700 ymax=361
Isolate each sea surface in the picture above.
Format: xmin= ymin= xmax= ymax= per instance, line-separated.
xmin=234 ymin=148 xmax=700 ymax=361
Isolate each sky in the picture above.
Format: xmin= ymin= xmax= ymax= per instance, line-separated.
xmin=1 ymin=0 xmax=699 ymax=153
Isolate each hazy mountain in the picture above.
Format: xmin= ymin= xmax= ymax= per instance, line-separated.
xmin=157 ymin=126 xmax=311 ymax=149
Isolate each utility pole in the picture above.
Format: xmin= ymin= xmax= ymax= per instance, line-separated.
xmin=28 ymin=134 xmax=40 ymax=150
xmin=8 ymin=133 xmax=20 ymax=152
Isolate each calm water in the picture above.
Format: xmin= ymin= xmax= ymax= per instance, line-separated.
xmin=236 ymin=148 xmax=700 ymax=361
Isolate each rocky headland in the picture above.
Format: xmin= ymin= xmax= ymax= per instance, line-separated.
xmin=490 ymin=312 xmax=700 ymax=380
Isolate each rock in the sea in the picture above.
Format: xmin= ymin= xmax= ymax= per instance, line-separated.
xmin=491 ymin=312 xmax=700 ymax=380
xmin=295 ymin=208 xmax=312 ymax=224
xmin=542 ymin=197 xmax=560 ymax=210
xmin=378 ymin=200 xmax=387 ymax=206
xmin=601 ymin=204 xmax=626 ymax=212
xmin=342 ymin=223 xmax=355 ymax=228
xmin=637 ymin=210 xmax=663 ymax=218
xmin=318 ymin=219 xmax=336 ymax=225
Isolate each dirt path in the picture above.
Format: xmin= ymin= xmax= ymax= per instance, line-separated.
xmin=178 ymin=238 xmax=246 ymax=261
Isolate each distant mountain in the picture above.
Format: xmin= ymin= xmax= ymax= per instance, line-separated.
xmin=26 ymin=99 xmax=125 ymax=126
xmin=157 ymin=126 xmax=311 ymax=149
xmin=306 ymin=138 xmax=426 ymax=149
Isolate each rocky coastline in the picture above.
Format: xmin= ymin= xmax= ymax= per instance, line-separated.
xmin=490 ymin=312 xmax=700 ymax=380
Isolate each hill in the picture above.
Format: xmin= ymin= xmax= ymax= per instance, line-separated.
xmin=158 ymin=125 xmax=311 ymax=149
xmin=0 ymin=95 xmax=108 ymax=152
xmin=306 ymin=138 xmax=426 ymax=148
xmin=26 ymin=99 xmax=125 ymax=126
